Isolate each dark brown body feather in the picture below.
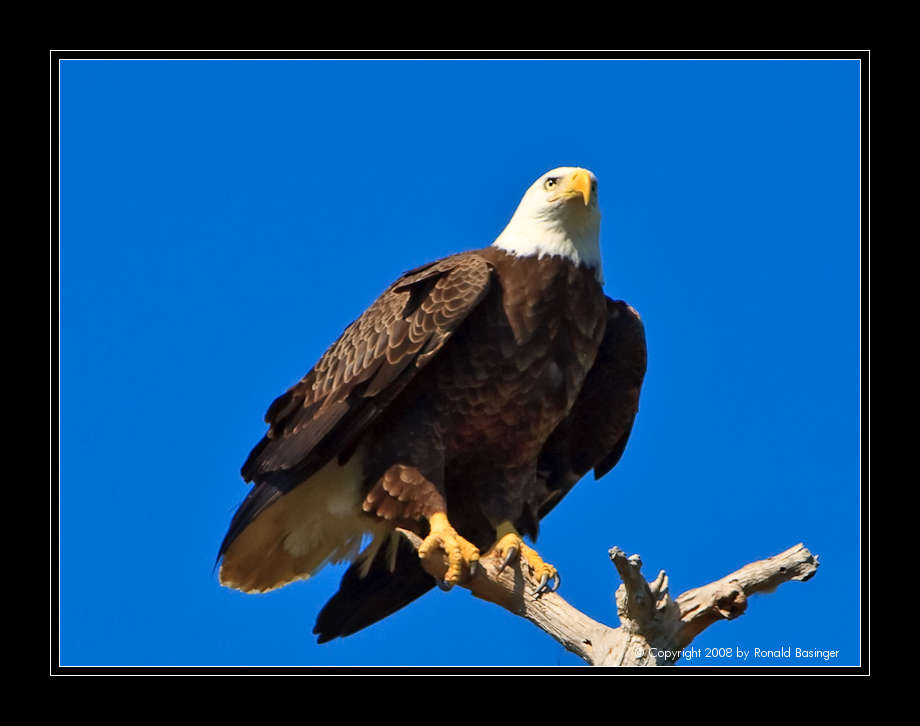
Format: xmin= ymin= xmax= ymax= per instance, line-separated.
xmin=218 ymin=247 xmax=646 ymax=641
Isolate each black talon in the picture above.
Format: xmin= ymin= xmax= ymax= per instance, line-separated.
xmin=437 ymin=579 xmax=453 ymax=591
xmin=550 ymin=572 xmax=561 ymax=592
xmin=498 ymin=546 xmax=518 ymax=574
xmin=469 ymin=559 xmax=479 ymax=577
xmin=534 ymin=573 xmax=550 ymax=598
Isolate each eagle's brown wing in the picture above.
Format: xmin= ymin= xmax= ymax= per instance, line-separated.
xmin=312 ymin=297 xmax=646 ymax=643
xmin=536 ymin=299 xmax=647 ymax=521
xmin=219 ymin=252 xmax=493 ymax=559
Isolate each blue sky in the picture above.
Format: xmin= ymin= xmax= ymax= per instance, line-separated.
xmin=58 ymin=58 xmax=861 ymax=668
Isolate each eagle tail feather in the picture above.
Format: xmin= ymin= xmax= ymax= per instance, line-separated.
xmin=218 ymin=448 xmax=387 ymax=593
xmin=313 ymin=535 xmax=435 ymax=643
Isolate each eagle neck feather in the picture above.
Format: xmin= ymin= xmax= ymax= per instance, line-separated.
xmin=490 ymin=214 xmax=603 ymax=284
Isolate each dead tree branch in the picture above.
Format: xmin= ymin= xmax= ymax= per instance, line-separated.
xmin=397 ymin=529 xmax=819 ymax=666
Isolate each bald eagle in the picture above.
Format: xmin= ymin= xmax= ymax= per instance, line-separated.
xmin=218 ymin=167 xmax=647 ymax=642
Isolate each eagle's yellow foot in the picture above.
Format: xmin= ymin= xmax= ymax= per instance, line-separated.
xmin=490 ymin=523 xmax=560 ymax=597
xmin=418 ymin=512 xmax=480 ymax=588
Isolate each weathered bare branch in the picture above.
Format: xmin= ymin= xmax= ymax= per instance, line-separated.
xmin=397 ymin=529 xmax=819 ymax=666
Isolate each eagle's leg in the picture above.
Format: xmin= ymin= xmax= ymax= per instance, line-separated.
xmin=418 ymin=511 xmax=481 ymax=586
xmin=489 ymin=521 xmax=560 ymax=596
xmin=363 ymin=463 xmax=479 ymax=587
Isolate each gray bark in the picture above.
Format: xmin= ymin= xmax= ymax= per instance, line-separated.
xmin=398 ymin=530 xmax=819 ymax=666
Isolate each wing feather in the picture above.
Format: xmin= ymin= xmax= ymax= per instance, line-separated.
xmin=536 ymin=299 xmax=647 ymax=520
xmin=221 ymin=253 xmax=493 ymax=559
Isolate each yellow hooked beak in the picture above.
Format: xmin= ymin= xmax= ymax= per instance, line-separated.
xmin=560 ymin=168 xmax=592 ymax=206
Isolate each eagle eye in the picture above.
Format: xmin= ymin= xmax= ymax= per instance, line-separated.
xmin=543 ymin=177 xmax=559 ymax=191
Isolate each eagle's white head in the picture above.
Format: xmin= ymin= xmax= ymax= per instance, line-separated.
xmin=492 ymin=166 xmax=602 ymax=281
